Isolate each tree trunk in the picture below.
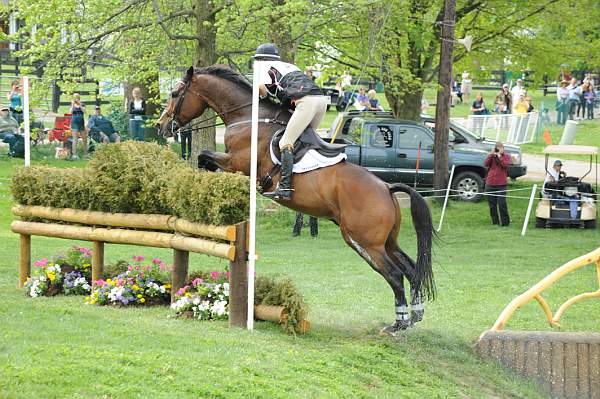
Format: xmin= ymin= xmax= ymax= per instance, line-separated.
xmin=191 ymin=0 xmax=218 ymax=168
xmin=385 ymin=88 xmax=423 ymax=121
xmin=433 ymin=0 xmax=456 ymax=196
xmin=269 ymin=0 xmax=296 ymax=63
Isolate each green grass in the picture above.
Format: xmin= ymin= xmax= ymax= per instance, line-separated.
xmin=1 ymin=145 xmax=599 ymax=397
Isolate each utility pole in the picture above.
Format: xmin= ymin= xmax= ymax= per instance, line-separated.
xmin=433 ymin=0 xmax=456 ymax=196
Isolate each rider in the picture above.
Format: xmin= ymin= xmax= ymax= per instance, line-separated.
xmin=254 ymin=43 xmax=327 ymax=200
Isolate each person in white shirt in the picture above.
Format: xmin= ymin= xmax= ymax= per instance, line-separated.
xmin=544 ymin=159 xmax=579 ymax=219
xmin=254 ymin=43 xmax=327 ymax=201
xmin=510 ymin=79 xmax=525 ymax=113
xmin=543 ymin=159 xmax=563 ymax=193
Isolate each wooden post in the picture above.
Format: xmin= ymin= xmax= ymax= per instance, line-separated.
xmin=19 ymin=234 xmax=31 ymax=287
xmin=229 ymin=221 xmax=248 ymax=328
xmin=171 ymin=249 xmax=189 ymax=302
xmin=92 ymin=241 xmax=104 ymax=282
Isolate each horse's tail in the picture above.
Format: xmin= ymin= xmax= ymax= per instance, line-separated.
xmin=388 ymin=183 xmax=436 ymax=300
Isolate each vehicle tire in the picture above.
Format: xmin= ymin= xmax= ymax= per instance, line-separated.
xmin=535 ymin=217 xmax=546 ymax=228
xmin=451 ymin=171 xmax=484 ymax=202
xmin=584 ymin=219 xmax=597 ymax=229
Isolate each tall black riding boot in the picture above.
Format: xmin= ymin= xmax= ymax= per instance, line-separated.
xmin=264 ymin=145 xmax=294 ymax=201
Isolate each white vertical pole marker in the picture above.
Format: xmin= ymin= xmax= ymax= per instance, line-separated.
xmin=23 ymin=76 xmax=30 ymax=166
xmin=437 ymin=164 xmax=455 ymax=232
xmin=521 ymin=184 xmax=537 ymax=237
xmin=247 ymin=61 xmax=261 ymax=330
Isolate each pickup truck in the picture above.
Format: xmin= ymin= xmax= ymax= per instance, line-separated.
xmin=324 ymin=111 xmax=527 ymax=202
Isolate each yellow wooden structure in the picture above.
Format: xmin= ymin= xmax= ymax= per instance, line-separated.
xmin=491 ymin=247 xmax=600 ymax=331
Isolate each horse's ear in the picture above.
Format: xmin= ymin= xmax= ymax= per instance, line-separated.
xmin=186 ymin=66 xmax=194 ymax=79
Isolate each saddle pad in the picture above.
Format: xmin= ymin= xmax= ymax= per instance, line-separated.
xmin=270 ymin=128 xmax=347 ymax=174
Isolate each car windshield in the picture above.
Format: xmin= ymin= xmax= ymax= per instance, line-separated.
xmin=423 ymin=119 xmax=481 ymax=142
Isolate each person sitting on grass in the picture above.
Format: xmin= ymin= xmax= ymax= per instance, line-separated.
xmin=88 ymin=105 xmax=121 ymax=144
xmin=367 ymin=89 xmax=384 ymax=111
xmin=354 ymin=87 xmax=370 ymax=111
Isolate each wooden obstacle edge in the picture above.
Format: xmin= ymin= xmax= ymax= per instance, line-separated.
xmin=478 ymin=330 xmax=600 ymax=398
xmin=12 ymin=205 xmax=310 ymax=332
xmin=476 ymin=247 xmax=600 ymax=398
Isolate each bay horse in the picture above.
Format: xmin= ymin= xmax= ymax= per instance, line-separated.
xmin=157 ymin=65 xmax=435 ymax=334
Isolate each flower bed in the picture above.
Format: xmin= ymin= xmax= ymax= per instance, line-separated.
xmin=171 ymin=272 xmax=230 ymax=320
xmin=24 ymin=246 xmax=92 ymax=297
xmin=86 ymin=257 xmax=171 ymax=306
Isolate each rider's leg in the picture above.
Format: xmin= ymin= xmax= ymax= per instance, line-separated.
xmin=265 ymin=96 xmax=327 ymax=200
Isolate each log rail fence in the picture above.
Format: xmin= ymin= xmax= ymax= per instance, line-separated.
xmin=11 ymin=204 xmax=249 ymax=328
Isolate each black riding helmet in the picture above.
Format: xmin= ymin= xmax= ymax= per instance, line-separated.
xmin=253 ymin=43 xmax=280 ymax=60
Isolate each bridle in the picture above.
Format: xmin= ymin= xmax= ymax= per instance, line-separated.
xmin=165 ymin=78 xmax=254 ymax=135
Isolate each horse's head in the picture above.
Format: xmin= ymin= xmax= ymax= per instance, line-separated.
xmin=156 ymin=66 xmax=208 ymax=137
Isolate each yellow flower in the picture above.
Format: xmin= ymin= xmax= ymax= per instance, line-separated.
xmin=137 ymin=294 xmax=142 ymax=298
xmin=140 ymin=298 xmax=145 ymax=303
xmin=132 ymin=285 xmax=140 ymax=291
xmin=185 ymin=293 xmax=192 ymax=298
xmin=47 ymin=272 xmax=56 ymax=281
xmin=106 ymin=278 xmax=112 ymax=284
xmin=164 ymin=283 xmax=172 ymax=289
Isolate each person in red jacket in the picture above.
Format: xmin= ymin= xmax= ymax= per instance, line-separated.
xmin=484 ymin=142 xmax=511 ymax=226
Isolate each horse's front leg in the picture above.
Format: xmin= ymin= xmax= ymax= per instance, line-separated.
xmin=197 ymin=150 xmax=233 ymax=172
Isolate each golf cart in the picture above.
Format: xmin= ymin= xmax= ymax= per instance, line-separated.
xmin=535 ymin=145 xmax=597 ymax=229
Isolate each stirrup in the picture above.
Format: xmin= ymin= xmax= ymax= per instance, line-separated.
xmin=263 ymin=186 xmax=294 ymax=200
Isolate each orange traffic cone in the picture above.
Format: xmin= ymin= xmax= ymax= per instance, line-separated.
xmin=542 ymin=128 xmax=552 ymax=145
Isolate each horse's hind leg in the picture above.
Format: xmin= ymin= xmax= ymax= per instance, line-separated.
xmin=341 ymin=230 xmax=412 ymax=334
xmin=386 ymin=243 xmax=425 ymax=325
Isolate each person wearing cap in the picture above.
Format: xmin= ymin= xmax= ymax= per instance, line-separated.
xmin=544 ymin=160 xmax=579 ymax=219
xmin=88 ymin=105 xmax=121 ymax=144
xmin=510 ymin=79 xmax=525 ymax=113
xmin=253 ymin=42 xmax=326 ymax=201
xmin=0 ymin=105 xmax=21 ymax=157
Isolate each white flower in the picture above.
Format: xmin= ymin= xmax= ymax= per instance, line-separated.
xmin=193 ymin=297 xmax=201 ymax=305
xmin=212 ymin=300 xmax=227 ymax=316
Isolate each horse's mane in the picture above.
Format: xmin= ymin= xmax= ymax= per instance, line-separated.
xmin=187 ymin=65 xmax=252 ymax=92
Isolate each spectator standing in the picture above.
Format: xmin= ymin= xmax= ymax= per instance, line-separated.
xmin=341 ymin=71 xmax=352 ymax=88
xmin=129 ymin=87 xmax=146 ymax=141
xmin=88 ymin=105 xmax=121 ymax=143
xmin=484 ymin=142 xmax=510 ymax=226
xmin=460 ymin=72 xmax=472 ymax=103
xmin=292 ymin=212 xmax=318 ymax=237
xmin=567 ymin=78 xmax=581 ymax=120
xmin=556 ymin=80 xmax=569 ymax=125
xmin=69 ymin=93 xmax=87 ymax=159
xmin=510 ymin=79 xmax=525 ymax=113
xmin=494 ymin=84 xmax=511 ymax=114
xmin=179 ymin=123 xmax=192 ymax=160
xmin=471 ymin=92 xmax=487 ymax=133
xmin=6 ymin=80 xmax=22 ymax=125
xmin=584 ymin=84 xmax=596 ymax=119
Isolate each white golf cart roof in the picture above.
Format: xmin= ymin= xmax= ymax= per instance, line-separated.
xmin=543 ymin=145 xmax=598 ymax=156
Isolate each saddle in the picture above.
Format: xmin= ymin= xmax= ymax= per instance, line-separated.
xmin=270 ymin=127 xmax=347 ymax=163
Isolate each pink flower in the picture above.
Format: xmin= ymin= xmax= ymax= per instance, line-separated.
xmin=78 ymin=247 xmax=92 ymax=257
xmin=159 ymin=263 xmax=165 ymax=272
xmin=34 ymin=258 xmax=49 ymax=267
xmin=94 ymin=279 xmax=106 ymax=287
xmin=144 ymin=265 xmax=152 ymax=271
xmin=192 ymin=278 xmax=203 ymax=287
xmin=127 ymin=265 xmax=133 ymax=271
xmin=176 ymin=286 xmax=189 ymax=296
xmin=151 ymin=258 xmax=162 ymax=265
xmin=226 ymin=272 xmax=231 ymax=281
xmin=132 ymin=255 xmax=144 ymax=262
xmin=210 ymin=272 xmax=220 ymax=280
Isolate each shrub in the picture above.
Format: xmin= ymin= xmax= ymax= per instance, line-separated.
xmin=12 ymin=142 xmax=250 ymax=225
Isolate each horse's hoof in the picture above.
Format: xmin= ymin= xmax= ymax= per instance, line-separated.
xmin=379 ymin=320 xmax=412 ymax=337
xmin=410 ymin=310 xmax=424 ymax=324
